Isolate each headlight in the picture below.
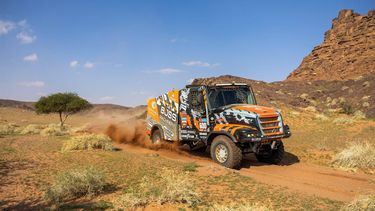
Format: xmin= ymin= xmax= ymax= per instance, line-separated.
xmin=235 ymin=128 xmax=260 ymax=140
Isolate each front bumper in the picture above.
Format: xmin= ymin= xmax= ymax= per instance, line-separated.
xmin=235 ymin=124 xmax=291 ymax=143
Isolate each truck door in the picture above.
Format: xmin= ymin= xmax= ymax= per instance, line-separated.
xmin=179 ymin=86 xmax=208 ymax=141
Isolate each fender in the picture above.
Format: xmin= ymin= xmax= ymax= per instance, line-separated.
xmin=205 ymin=131 xmax=237 ymax=145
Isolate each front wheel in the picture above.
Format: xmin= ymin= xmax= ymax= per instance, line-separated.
xmin=255 ymin=140 xmax=284 ymax=164
xmin=210 ymin=135 xmax=242 ymax=169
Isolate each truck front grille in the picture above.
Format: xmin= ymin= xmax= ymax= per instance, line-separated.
xmin=259 ymin=116 xmax=283 ymax=136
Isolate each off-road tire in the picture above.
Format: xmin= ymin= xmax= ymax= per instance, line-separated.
xmin=210 ymin=135 xmax=242 ymax=169
xmin=151 ymin=129 xmax=162 ymax=144
xmin=255 ymin=140 xmax=284 ymax=164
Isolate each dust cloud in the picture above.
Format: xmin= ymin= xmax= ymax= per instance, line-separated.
xmin=105 ymin=119 xmax=183 ymax=152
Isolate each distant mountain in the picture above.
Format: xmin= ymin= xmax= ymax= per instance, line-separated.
xmin=0 ymin=99 xmax=34 ymax=110
xmin=0 ymin=99 xmax=138 ymax=113
xmin=287 ymin=9 xmax=375 ymax=81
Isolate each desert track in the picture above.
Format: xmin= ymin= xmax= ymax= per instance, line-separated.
xmin=115 ymin=143 xmax=375 ymax=202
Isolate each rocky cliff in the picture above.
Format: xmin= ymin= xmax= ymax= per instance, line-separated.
xmin=287 ymin=9 xmax=375 ymax=81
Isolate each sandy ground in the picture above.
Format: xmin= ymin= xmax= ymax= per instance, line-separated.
xmin=114 ymin=143 xmax=375 ymax=202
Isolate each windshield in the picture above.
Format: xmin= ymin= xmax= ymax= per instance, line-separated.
xmin=208 ymin=86 xmax=256 ymax=110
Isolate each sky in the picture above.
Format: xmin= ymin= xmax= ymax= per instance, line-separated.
xmin=0 ymin=0 xmax=374 ymax=106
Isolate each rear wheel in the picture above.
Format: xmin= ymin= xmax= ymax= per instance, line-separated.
xmin=255 ymin=140 xmax=284 ymax=164
xmin=210 ymin=135 xmax=242 ymax=169
xmin=151 ymin=129 xmax=162 ymax=144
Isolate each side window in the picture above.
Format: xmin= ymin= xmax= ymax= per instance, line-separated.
xmin=190 ymin=90 xmax=205 ymax=114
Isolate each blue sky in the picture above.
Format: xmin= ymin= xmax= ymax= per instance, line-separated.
xmin=0 ymin=0 xmax=373 ymax=106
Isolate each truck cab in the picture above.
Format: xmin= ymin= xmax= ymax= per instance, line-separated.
xmin=146 ymin=83 xmax=291 ymax=168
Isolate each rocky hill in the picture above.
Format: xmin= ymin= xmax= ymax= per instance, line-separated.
xmin=287 ymin=9 xmax=375 ymax=81
xmin=192 ymin=74 xmax=374 ymax=118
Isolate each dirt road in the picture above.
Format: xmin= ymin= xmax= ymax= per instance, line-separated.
xmin=115 ymin=143 xmax=375 ymax=202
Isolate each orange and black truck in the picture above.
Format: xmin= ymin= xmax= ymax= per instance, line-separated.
xmin=146 ymin=83 xmax=291 ymax=168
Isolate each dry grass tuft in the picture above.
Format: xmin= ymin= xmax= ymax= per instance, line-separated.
xmin=341 ymin=194 xmax=375 ymax=211
xmin=40 ymin=124 xmax=70 ymax=136
xmin=62 ymin=134 xmax=114 ymax=151
xmin=353 ymin=110 xmax=366 ymax=120
xmin=332 ymin=142 xmax=375 ymax=170
xmin=333 ymin=117 xmax=354 ymax=125
xmin=115 ymin=168 xmax=200 ymax=209
xmin=303 ymin=106 xmax=317 ymax=113
xmin=209 ymin=203 xmax=271 ymax=211
xmin=20 ymin=124 xmax=45 ymax=135
xmin=0 ymin=123 xmax=20 ymax=135
xmin=314 ymin=114 xmax=329 ymax=121
xmin=45 ymin=167 xmax=107 ymax=205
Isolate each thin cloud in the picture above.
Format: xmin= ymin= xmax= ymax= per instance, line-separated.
xmin=183 ymin=60 xmax=211 ymax=67
xmin=23 ymin=53 xmax=38 ymax=62
xmin=17 ymin=81 xmax=45 ymax=88
xmin=0 ymin=20 xmax=16 ymax=35
xmin=84 ymin=61 xmax=94 ymax=69
xmin=157 ymin=68 xmax=182 ymax=74
xmin=18 ymin=20 xmax=28 ymax=28
xmin=69 ymin=60 xmax=79 ymax=68
xmin=16 ymin=32 xmax=36 ymax=44
xmin=99 ymin=96 xmax=114 ymax=101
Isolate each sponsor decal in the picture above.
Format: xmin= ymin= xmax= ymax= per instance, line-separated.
xmin=160 ymin=106 xmax=177 ymax=122
xmin=199 ymin=122 xmax=207 ymax=130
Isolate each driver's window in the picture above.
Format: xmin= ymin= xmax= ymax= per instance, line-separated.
xmin=190 ymin=90 xmax=205 ymax=113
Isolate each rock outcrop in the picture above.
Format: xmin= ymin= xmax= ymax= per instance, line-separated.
xmin=287 ymin=9 xmax=375 ymax=81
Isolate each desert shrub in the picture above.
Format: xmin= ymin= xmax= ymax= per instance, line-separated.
xmin=45 ymin=167 xmax=106 ymax=205
xmin=115 ymin=168 xmax=200 ymax=209
xmin=353 ymin=110 xmax=366 ymax=120
xmin=115 ymin=193 xmax=149 ymax=208
xmin=289 ymin=111 xmax=300 ymax=117
xmin=341 ymin=194 xmax=375 ymax=211
xmin=62 ymin=134 xmax=114 ymax=151
xmin=299 ymin=93 xmax=309 ymax=99
xmin=314 ymin=114 xmax=329 ymax=121
xmin=333 ymin=117 xmax=354 ymax=125
xmin=332 ymin=142 xmax=375 ymax=170
xmin=209 ymin=203 xmax=270 ymax=211
xmin=20 ymin=124 xmax=46 ymax=135
xmin=339 ymin=103 xmax=354 ymax=115
xmin=40 ymin=124 xmax=70 ymax=136
xmin=303 ymin=106 xmax=317 ymax=113
xmin=0 ymin=123 xmax=20 ymax=135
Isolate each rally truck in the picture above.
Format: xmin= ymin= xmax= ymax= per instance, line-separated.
xmin=146 ymin=83 xmax=291 ymax=168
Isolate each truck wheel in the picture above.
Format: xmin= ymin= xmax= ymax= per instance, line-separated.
xmin=255 ymin=140 xmax=284 ymax=164
xmin=210 ymin=135 xmax=242 ymax=169
xmin=151 ymin=129 xmax=162 ymax=144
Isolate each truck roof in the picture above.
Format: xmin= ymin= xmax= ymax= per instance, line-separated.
xmin=186 ymin=83 xmax=249 ymax=88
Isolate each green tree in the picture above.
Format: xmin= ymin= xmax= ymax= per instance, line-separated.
xmin=35 ymin=93 xmax=92 ymax=127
